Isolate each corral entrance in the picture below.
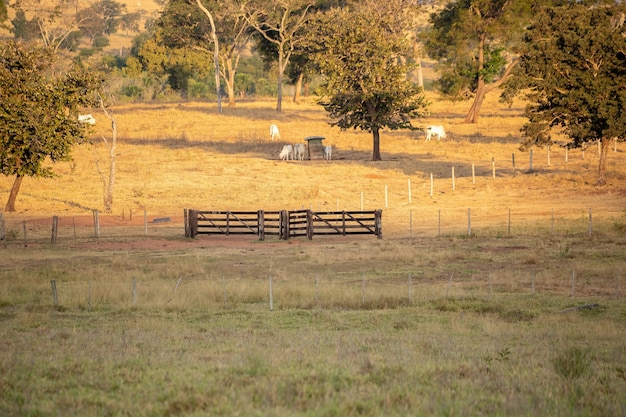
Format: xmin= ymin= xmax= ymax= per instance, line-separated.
xmin=185 ymin=209 xmax=382 ymax=240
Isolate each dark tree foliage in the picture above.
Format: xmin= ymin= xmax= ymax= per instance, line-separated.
xmin=425 ymin=0 xmax=530 ymax=123
xmin=0 ymin=41 xmax=103 ymax=211
xmin=508 ymin=1 xmax=626 ymax=185
xmin=312 ymin=2 xmax=428 ymax=161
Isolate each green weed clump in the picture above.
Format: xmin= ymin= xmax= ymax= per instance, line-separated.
xmin=553 ymin=346 xmax=591 ymax=379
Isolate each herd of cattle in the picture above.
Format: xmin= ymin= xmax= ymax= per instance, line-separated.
xmin=78 ymin=116 xmax=446 ymax=161
xmin=273 ymin=123 xmax=446 ymax=161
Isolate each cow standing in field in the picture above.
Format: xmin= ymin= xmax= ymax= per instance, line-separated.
xmin=279 ymin=144 xmax=294 ymax=160
xmin=78 ymin=114 xmax=96 ymax=125
xmin=293 ymin=143 xmax=305 ymax=161
xmin=425 ymin=125 xmax=446 ymax=141
xmin=270 ymin=124 xmax=280 ymax=141
xmin=323 ymin=145 xmax=332 ymax=161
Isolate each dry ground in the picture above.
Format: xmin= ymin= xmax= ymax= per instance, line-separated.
xmin=0 ymin=92 xmax=625 ymax=247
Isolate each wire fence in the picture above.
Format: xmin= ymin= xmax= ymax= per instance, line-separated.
xmin=42 ymin=266 xmax=623 ymax=313
xmin=0 ymin=204 xmax=622 ymax=245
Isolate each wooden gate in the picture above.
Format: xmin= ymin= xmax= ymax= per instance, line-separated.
xmin=185 ymin=209 xmax=382 ymax=240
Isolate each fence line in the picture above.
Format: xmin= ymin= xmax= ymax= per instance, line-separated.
xmin=0 ymin=205 xmax=621 ymax=245
xmin=43 ymin=268 xmax=623 ymax=311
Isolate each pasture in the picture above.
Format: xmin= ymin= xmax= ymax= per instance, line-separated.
xmin=1 ymin=93 xmax=626 ymax=416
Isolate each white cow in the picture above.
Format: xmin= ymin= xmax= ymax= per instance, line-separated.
xmin=279 ymin=144 xmax=294 ymax=160
xmin=78 ymin=114 xmax=96 ymax=125
xmin=323 ymin=145 xmax=332 ymax=161
xmin=270 ymin=124 xmax=280 ymax=141
xmin=425 ymin=125 xmax=446 ymax=141
xmin=293 ymin=143 xmax=305 ymax=161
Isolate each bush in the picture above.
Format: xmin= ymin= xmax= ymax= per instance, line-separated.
xmin=553 ymin=346 xmax=591 ymax=379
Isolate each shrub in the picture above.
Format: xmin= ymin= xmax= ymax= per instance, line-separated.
xmin=553 ymin=346 xmax=591 ymax=379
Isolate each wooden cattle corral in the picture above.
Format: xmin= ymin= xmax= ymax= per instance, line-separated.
xmin=184 ymin=209 xmax=382 ymax=240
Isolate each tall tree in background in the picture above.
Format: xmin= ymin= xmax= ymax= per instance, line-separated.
xmin=157 ymin=0 xmax=252 ymax=109
xmin=425 ymin=0 xmax=529 ymax=123
xmin=245 ymin=0 xmax=314 ymax=112
xmin=507 ymin=1 xmax=626 ymax=185
xmin=312 ymin=1 xmax=428 ymax=161
xmin=0 ymin=41 xmax=103 ymax=212
xmin=11 ymin=0 xmax=85 ymax=52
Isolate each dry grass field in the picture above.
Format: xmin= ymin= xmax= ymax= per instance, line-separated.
xmin=1 ymin=92 xmax=626 ymax=416
xmin=1 ymin=91 xmax=624 ymax=237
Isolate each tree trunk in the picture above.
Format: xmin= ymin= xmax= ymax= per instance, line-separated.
xmin=372 ymin=128 xmax=381 ymax=161
xmin=293 ymin=72 xmax=303 ymax=104
xmin=596 ymin=138 xmax=610 ymax=186
xmin=465 ymin=34 xmax=486 ymax=124
xmin=226 ymin=59 xmax=236 ymax=108
xmin=5 ymin=175 xmax=23 ymax=212
xmin=103 ymin=119 xmax=117 ymax=213
xmin=276 ymin=50 xmax=284 ymax=112
xmin=464 ymin=81 xmax=487 ymax=124
xmin=195 ymin=0 xmax=221 ymax=113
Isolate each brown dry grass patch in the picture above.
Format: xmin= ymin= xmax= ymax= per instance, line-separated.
xmin=0 ymin=92 xmax=624 ymax=240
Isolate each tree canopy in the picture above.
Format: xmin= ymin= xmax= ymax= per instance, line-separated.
xmin=245 ymin=0 xmax=315 ymax=112
xmin=0 ymin=41 xmax=103 ymax=211
xmin=425 ymin=0 xmax=530 ymax=123
xmin=312 ymin=1 xmax=428 ymax=161
xmin=508 ymin=1 xmax=626 ymax=185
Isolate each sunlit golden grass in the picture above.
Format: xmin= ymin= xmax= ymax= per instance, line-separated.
xmin=1 ymin=92 xmax=624 ymax=241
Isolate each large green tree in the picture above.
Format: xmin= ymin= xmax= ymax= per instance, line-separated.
xmin=312 ymin=1 xmax=428 ymax=161
xmin=0 ymin=41 xmax=102 ymax=212
xmin=508 ymin=1 xmax=626 ymax=185
xmin=425 ymin=0 xmax=530 ymax=123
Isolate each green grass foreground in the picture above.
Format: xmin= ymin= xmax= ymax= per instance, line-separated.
xmin=1 ymin=230 xmax=625 ymax=416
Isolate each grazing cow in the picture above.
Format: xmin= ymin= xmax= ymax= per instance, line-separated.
xmin=270 ymin=124 xmax=280 ymax=141
xmin=279 ymin=144 xmax=294 ymax=160
xmin=425 ymin=125 xmax=446 ymax=141
xmin=78 ymin=114 xmax=96 ymax=125
xmin=323 ymin=145 xmax=332 ymax=161
xmin=293 ymin=143 xmax=305 ymax=161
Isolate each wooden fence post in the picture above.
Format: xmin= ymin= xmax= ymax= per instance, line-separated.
xmin=51 ymin=215 xmax=58 ymax=244
xmin=467 ymin=208 xmax=471 ymax=237
xmin=23 ymin=220 xmax=27 ymax=247
xmin=451 ymin=166 xmax=455 ymax=191
xmin=508 ymin=208 xmax=511 ymax=235
xmin=93 ymin=210 xmax=100 ymax=238
xmin=438 ymin=209 xmax=441 ymax=237
xmin=280 ymin=210 xmax=290 ymax=240
xmin=375 ymin=210 xmax=382 ymax=239
xmin=588 ymin=208 xmax=593 ymax=237
xmin=258 ymin=210 xmax=265 ymax=241
xmin=190 ymin=210 xmax=198 ymax=238
xmin=529 ymin=149 xmax=533 ymax=171
xmin=342 ymin=211 xmax=347 ymax=236
xmin=430 ymin=173 xmax=434 ymax=198
xmin=132 ymin=277 xmax=137 ymax=306
xmin=306 ymin=210 xmax=313 ymax=240
xmin=184 ymin=209 xmax=189 ymax=238
xmin=472 ymin=163 xmax=476 ymax=184
xmin=51 ymin=279 xmax=58 ymax=306
xmin=0 ymin=213 xmax=5 ymax=243
xmin=269 ymin=275 xmax=274 ymax=311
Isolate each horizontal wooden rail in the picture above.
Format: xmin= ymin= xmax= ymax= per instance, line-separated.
xmin=185 ymin=209 xmax=382 ymax=240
